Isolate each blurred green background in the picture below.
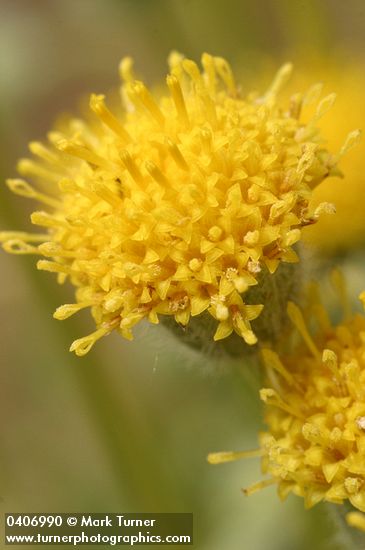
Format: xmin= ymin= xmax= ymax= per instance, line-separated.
xmin=1 ymin=1 xmax=365 ymax=548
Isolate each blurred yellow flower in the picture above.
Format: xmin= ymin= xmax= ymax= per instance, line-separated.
xmin=0 ymin=54 xmax=348 ymax=355
xmin=209 ymin=275 xmax=365 ymax=513
xmin=290 ymin=62 xmax=364 ymax=252
xmin=346 ymin=511 xmax=365 ymax=532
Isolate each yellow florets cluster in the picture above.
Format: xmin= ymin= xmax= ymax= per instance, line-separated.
xmin=1 ymin=53 xmax=345 ymax=355
xmin=210 ymin=282 xmax=365 ymax=513
xmin=259 ymin=297 xmax=365 ymax=511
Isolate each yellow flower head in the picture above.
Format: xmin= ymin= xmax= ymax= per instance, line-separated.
xmin=209 ymin=274 xmax=365 ymax=513
xmin=1 ymin=54 xmax=347 ymax=355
